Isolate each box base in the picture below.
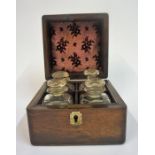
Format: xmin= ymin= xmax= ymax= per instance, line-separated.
xmin=27 ymin=80 xmax=127 ymax=145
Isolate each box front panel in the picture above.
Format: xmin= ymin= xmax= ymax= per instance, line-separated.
xmin=28 ymin=106 xmax=126 ymax=145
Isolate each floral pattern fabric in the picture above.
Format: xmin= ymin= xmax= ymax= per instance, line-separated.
xmin=51 ymin=21 xmax=101 ymax=72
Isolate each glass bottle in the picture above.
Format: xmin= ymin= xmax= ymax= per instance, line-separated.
xmin=79 ymin=69 xmax=100 ymax=91
xmin=80 ymin=69 xmax=111 ymax=104
xmin=43 ymin=72 xmax=73 ymax=106
xmin=52 ymin=71 xmax=74 ymax=92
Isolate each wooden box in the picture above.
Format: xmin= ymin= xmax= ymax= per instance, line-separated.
xmin=27 ymin=13 xmax=127 ymax=145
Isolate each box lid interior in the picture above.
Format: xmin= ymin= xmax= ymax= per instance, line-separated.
xmin=42 ymin=13 xmax=108 ymax=80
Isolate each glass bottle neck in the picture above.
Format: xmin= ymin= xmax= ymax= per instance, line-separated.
xmin=47 ymin=86 xmax=68 ymax=96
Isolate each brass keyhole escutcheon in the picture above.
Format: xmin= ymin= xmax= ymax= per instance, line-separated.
xmin=70 ymin=112 xmax=82 ymax=126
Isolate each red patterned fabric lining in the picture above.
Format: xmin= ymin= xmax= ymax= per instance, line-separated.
xmin=50 ymin=21 xmax=101 ymax=72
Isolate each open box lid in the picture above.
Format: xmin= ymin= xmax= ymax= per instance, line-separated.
xmin=42 ymin=13 xmax=108 ymax=80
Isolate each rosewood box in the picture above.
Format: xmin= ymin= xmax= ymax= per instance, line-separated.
xmin=27 ymin=13 xmax=127 ymax=145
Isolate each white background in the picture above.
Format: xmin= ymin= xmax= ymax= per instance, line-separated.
xmin=16 ymin=0 xmax=138 ymax=155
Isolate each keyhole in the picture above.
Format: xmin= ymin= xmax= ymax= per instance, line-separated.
xmin=70 ymin=112 xmax=82 ymax=126
xmin=74 ymin=115 xmax=78 ymax=123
